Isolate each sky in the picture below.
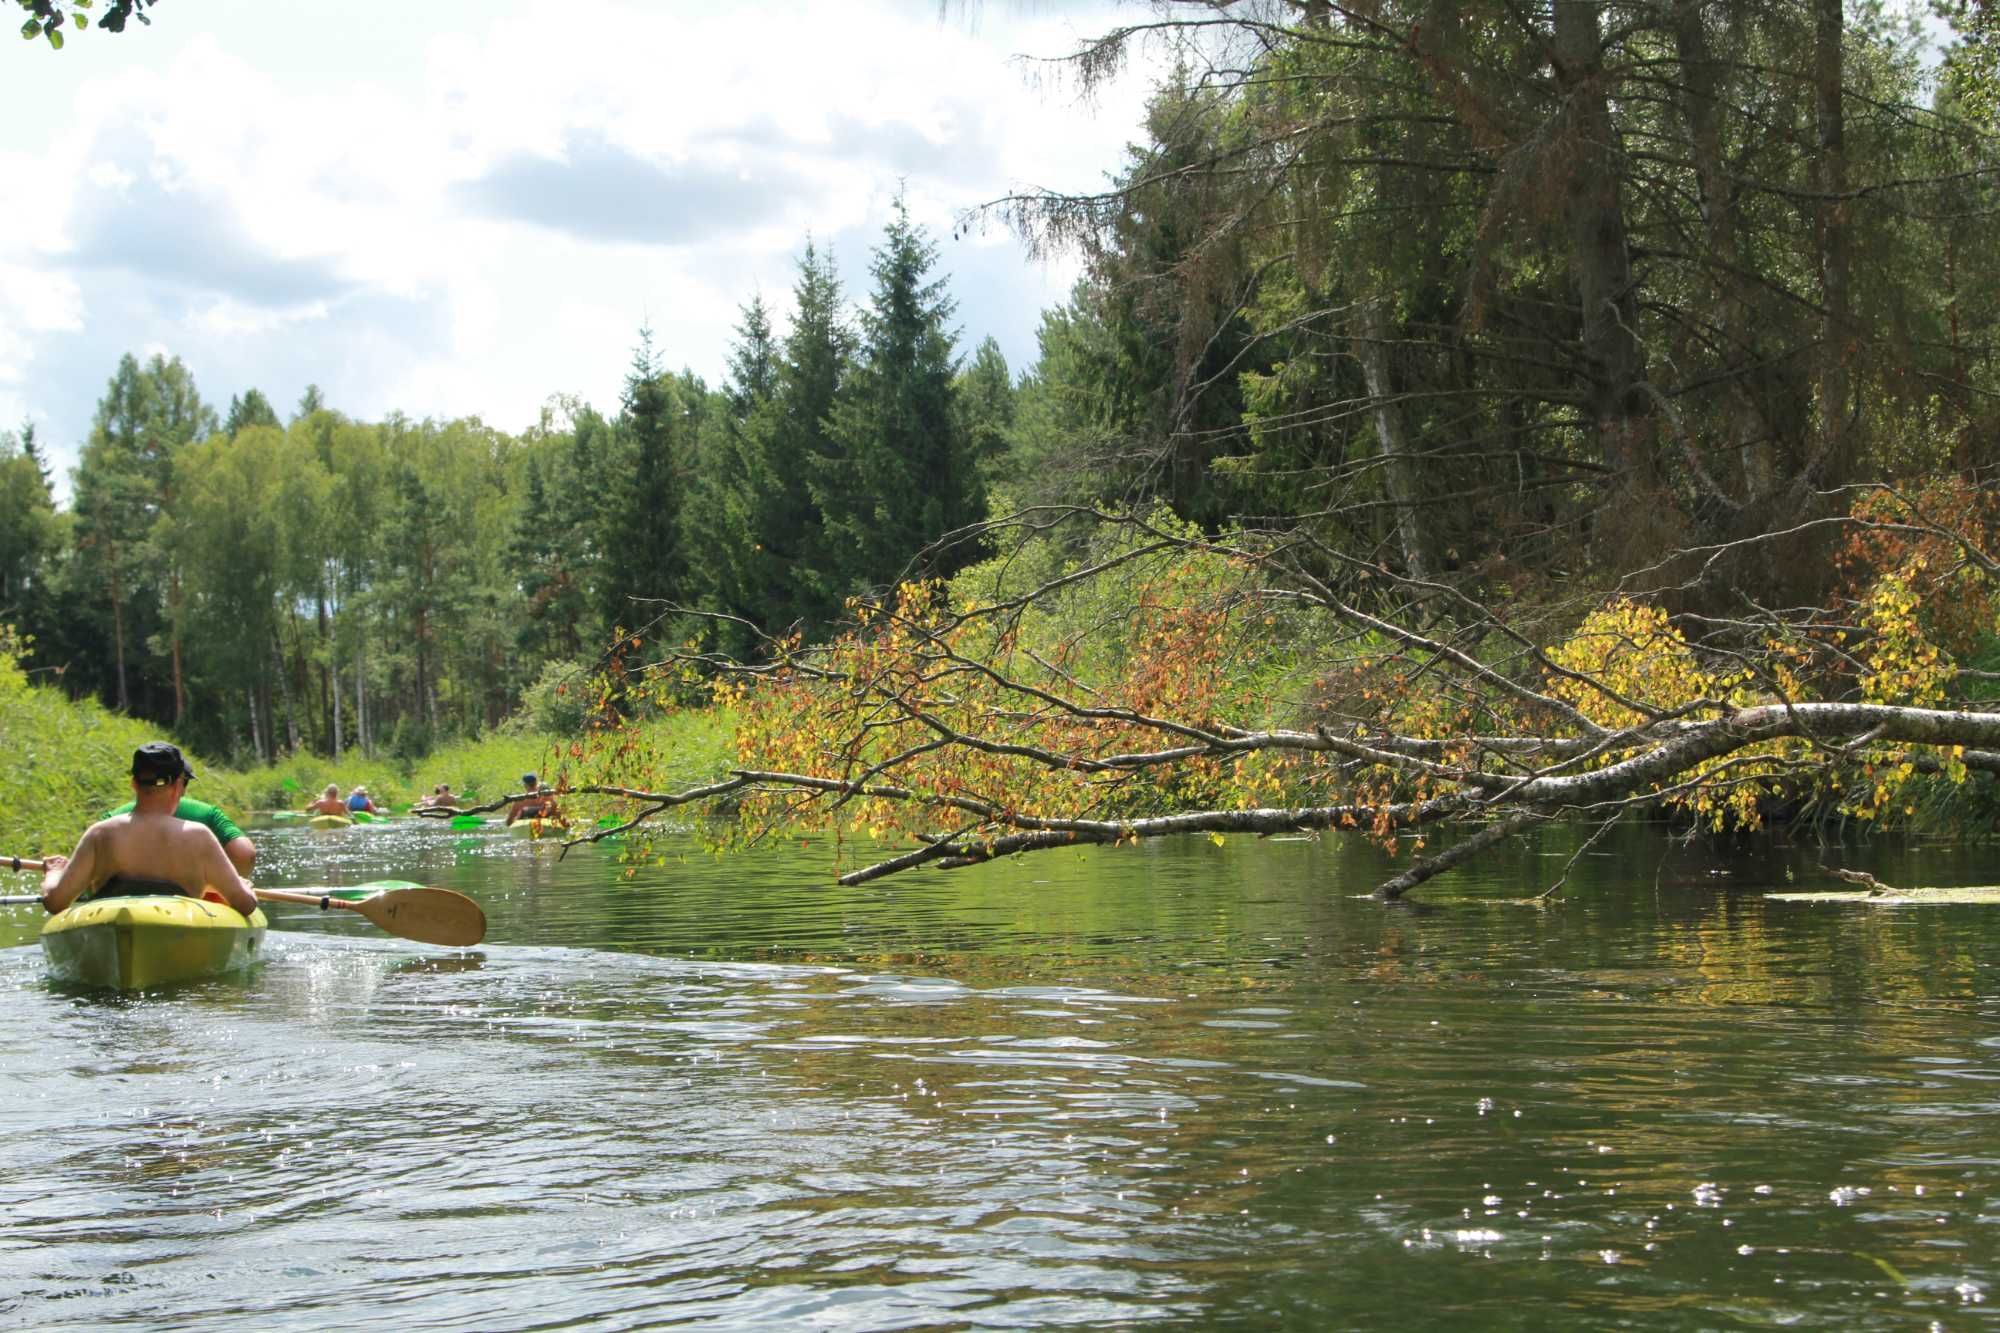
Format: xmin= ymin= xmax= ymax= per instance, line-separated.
xmin=0 ymin=0 xmax=1157 ymax=498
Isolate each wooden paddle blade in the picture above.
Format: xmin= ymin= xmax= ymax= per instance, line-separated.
xmin=349 ymin=886 xmax=487 ymax=947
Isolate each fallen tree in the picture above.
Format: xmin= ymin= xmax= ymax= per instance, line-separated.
xmin=443 ymin=486 xmax=2000 ymax=900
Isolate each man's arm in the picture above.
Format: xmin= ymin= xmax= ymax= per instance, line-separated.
xmin=189 ymin=800 xmax=257 ymax=877
xmin=221 ymin=837 xmax=256 ymax=877
xmin=41 ymin=826 xmax=101 ymax=914
xmin=197 ymin=832 xmax=257 ymax=916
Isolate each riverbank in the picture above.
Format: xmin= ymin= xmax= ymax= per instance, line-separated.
xmin=0 ymin=619 xmax=734 ymax=857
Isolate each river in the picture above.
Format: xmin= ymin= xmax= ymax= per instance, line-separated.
xmin=3 ymin=818 xmax=1999 ymax=1329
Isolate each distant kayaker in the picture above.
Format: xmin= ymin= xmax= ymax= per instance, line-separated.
xmin=40 ymin=742 xmax=258 ymax=917
xmin=507 ymin=773 xmax=557 ymax=824
xmin=419 ymin=783 xmax=459 ymax=811
xmin=305 ymin=784 xmax=347 ymax=815
xmin=347 ymin=785 xmax=379 ymax=815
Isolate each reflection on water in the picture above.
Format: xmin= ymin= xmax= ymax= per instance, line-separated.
xmin=3 ymin=820 xmax=2000 ymax=1328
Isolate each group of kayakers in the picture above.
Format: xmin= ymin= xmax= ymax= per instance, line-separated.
xmin=306 ymin=783 xmax=379 ymax=816
xmin=34 ymin=745 xmax=563 ymax=914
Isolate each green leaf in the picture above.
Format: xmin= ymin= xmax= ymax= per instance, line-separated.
xmin=21 ymin=18 xmax=41 ymax=39
xmin=74 ymin=1 xmax=91 ymax=9
xmin=46 ymin=25 xmax=62 ymax=47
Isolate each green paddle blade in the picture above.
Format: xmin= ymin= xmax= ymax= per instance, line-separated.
xmin=450 ymin=814 xmax=487 ymax=828
xmin=281 ymin=776 xmax=301 ymax=792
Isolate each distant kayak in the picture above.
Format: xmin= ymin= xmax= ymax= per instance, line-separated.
xmin=507 ymin=817 xmax=569 ymax=838
xmin=307 ymin=814 xmax=353 ymax=830
xmin=41 ymin=894 xmax=267 ymax=990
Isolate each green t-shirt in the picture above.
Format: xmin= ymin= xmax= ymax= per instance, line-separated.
xmin=105 ymin=796 xmax=246 ymax=845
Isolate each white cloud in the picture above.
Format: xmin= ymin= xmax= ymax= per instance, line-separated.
xmin=0 ymin=0 xmax=1157 ymax=497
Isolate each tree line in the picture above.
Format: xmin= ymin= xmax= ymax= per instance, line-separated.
xmin=0 ymin=200 xmax=1007 ymax=763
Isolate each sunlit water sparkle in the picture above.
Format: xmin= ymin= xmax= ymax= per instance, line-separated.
xmin=3 ymin=819 xmax=2000 ymax=1327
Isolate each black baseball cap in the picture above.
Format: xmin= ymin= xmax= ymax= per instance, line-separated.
xmin=132 ymin=741 xmax=195 ymax=786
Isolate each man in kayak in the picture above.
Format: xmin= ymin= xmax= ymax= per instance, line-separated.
xmin=507 ymin=773 xmax=558 ymax=824
xmin=40 ymin=742 xmax=258 ymax=917
xmin=104 ymin=774 xmax=257 ymax=876
xmin=347 ymin=785 xmax=379 ymax=815
xmin=417 ymin=783 xmax=459 ymax=810
xmin=305 ymin=784 xmax=347 ymax=815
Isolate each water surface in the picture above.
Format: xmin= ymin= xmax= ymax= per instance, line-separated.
xmin=4 ymin=820 xmax=1999 ymax=1328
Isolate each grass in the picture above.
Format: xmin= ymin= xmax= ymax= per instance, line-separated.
xmin=2 ymin=631 xmax=739 ymax=872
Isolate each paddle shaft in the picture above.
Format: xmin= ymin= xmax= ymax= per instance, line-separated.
xmin=4 ymin=857 xmax=47 ymax=873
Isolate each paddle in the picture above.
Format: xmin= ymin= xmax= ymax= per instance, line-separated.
xmin=3 ymin=857 xmax=485 ymax=947
xmin=253 ymin=886 xmax=487 ymax=947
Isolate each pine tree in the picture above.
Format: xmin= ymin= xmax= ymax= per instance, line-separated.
xmin=294 ymin=383 xmax=326 ymax=422
xmin=954 ymin=336 xmax=1016 ymax=483
xmin=684 ymin=296 xmax=778 ymax=654
xmin=818 ymin=198 xmax=984 ymax=595
xmin=0 ymin=424 xmax=57 ymax=619
xmin=596 ymin=327 xmax=686 ymax=637
xmin=225 ymin=388 xmax=281 ymax=438
xmin=18 ymin=421 xmax=51 ymax=491
xmin=765 ymin=241 xmax=853 ymax=636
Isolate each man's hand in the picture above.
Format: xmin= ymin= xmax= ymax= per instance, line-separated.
xmin=39 ymin=854 xmax=69 ymax=912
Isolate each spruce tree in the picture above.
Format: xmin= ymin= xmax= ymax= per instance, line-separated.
xmin=766 ymin=241 xmax=853 ymax=636
xmin=953 ymin=336 xmax=1016 ymax=484
xmin=684 ymin=296 xmax=777 ymax=654
xmin=596 ymin=328 xmax=685 ymax=637
xmin=818 ymin=198 xmax=985 ymax=596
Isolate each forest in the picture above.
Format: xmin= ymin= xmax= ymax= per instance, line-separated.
xmin=8 ymin=2 xmax=2000 ymax=891
xmin=0 ymin=201 xmax=1001 ymax=761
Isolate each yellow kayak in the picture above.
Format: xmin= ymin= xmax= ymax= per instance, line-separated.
xmin=507 ymin=817 xmax=569 ymax=838
xmin=307 ymin=813 xmax=353 ymax=829
xmin=41 ymin=895 xmax=268 ymax=990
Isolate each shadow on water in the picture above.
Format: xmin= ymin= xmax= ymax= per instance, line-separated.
xmin=3 ymin=817 xmax=2000 ymax=1328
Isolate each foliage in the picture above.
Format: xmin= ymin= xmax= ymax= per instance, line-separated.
xmin=1544 ymin=600 xmax=1787 ymax=833
xmin=1837 ymin=476 xmax=2000 ymax=657
xmin=0 ymin=621 xmax=240 ymax=862
xmin=14 ymin=0 xmax=151 ymax=50
xmin=516 ymin=657 xmax=595 ymax=737
xmin=991 ymin=4 xmax=1998 ymax=588
xmin=712 ymin=520 xmax=1307 ymax=871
